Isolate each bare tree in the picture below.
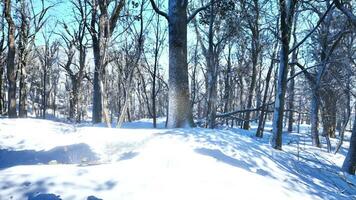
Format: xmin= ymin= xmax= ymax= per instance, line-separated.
xmin=59 ymin=0 xmax=89 ymax=122
xmin=87 ymin=0 xmax=125 ymax=124
xmin=36 ymin=32 xmax=59 ymax=119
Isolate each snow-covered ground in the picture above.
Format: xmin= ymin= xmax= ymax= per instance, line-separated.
xmin=0 ymin=118 xmax=355 ymax=200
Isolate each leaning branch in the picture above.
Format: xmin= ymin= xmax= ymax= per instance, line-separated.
xmin=216 ymin=102 xmax=274 ymax=118
xmin=149 ymin=0 xmax=169 ymax=21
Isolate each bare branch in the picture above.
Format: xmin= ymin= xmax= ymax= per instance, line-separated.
xmin=289 ymin=1 xmax=335 ymax=54
xmin=187 ymin=0 xmax=217 ymax=24
xmin=110 ymin=0 xmax=126 ymax=34
xmin=149 ymin=0 xmax=169 ymax=21
xmin=334 ymin=0 xmax=356 ymax=27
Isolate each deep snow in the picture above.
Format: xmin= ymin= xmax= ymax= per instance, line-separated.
xmin=0 ymin=118 xmax=355 ymax=200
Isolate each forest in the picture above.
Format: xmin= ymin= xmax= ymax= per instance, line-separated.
xmin=0 ymin=0 xmax=355 ymax=199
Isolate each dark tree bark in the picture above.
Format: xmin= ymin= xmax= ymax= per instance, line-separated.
xmin=4 ymin=0 xmax=17 ymax=118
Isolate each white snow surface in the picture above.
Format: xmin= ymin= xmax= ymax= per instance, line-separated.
xmin=0 ymin=118 xmax=355 ymax=200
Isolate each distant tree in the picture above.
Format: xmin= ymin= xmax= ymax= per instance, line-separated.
xmin=36 ymin=32 xmax=59 ymax=119
xmin=59 ymin=0 xmax=89 ymax=122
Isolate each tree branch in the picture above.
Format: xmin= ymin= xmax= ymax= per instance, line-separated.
xmin=149 ymin=0 xmax=169 ymax=21
xmin=110 ymin=0 xmax=126 ymax=34
xmin=334 ymin=0 xmax=356 ymax=27
xmin=216 ymin=102 xmax=274 ymax=118
xmin=289 ymin=1 xmax=335 ymax=54
xmin=187 ymin=0 xmax=224 ymax=24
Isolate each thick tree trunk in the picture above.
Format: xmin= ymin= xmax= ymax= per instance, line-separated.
xmin=166 ymin=0 xmax=194 ymax=128
xmin=5 ymin=0 xmax=17 ymax=118
xmin=342 ymin=110 xmax=356 ymax=175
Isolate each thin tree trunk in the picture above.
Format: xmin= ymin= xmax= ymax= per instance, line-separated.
xmin=256 ymin=43 xmax=277 ymax=137
xmin=287 ymin=64 xmax=295 ymax=132
xmin=18 ymin=1 xmax=29 ymax=118
xmin=42 ymin=67 xmax=47 ymax=119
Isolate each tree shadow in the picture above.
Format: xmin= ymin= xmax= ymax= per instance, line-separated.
xmin=118 ymin=151 xmax=139 ymax=161
xmin=0 ymin=143 xmax=99 ymax=169
xmin=164 ymin=128 xmax=355 ymax=200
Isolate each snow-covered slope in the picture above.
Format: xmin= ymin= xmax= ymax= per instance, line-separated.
xmin=0 ymin=118 xmax=355 ymax=200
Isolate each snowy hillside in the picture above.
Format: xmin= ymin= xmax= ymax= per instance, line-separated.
xmin=0 ymin=118 xmax=355 ymax=200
